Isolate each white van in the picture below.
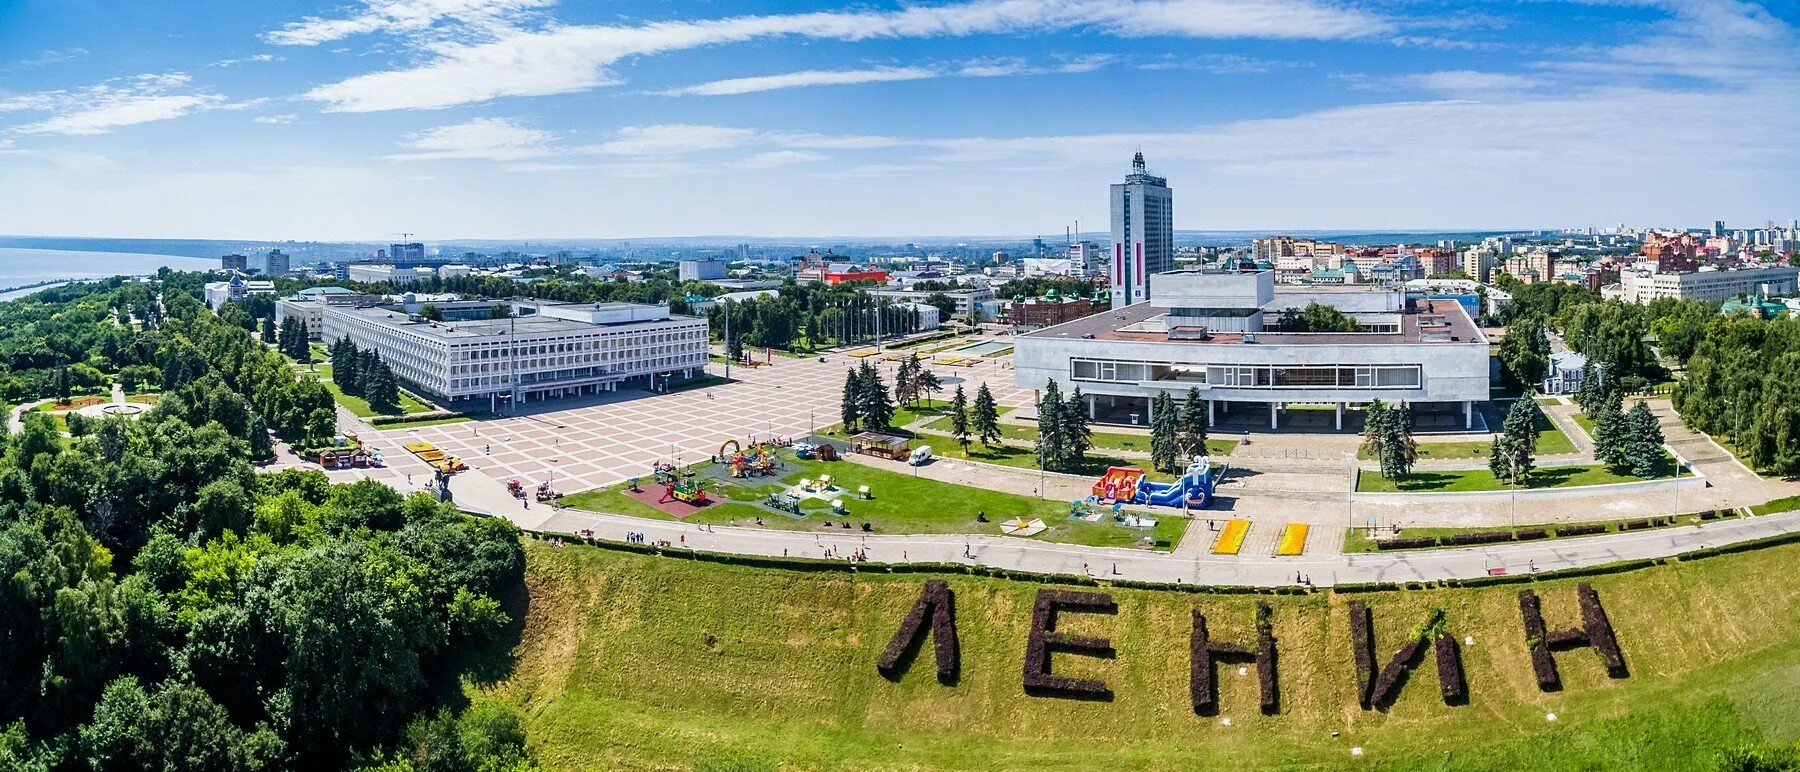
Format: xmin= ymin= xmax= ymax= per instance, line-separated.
xmin=908 ymin=445 xmax=933 ymax=466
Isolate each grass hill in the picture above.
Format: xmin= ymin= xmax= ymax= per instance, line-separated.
xmin=484 ymin=541 xmax=1800 ymax=770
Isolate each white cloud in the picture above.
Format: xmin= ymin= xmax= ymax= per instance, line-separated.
xmin=254 ymin=114 xmax=300 ymax=124
xmin=736 ymin=150 xmax=827 ymax=169
xmin=385 ymin=116 xmax=557 ymax=160
xmin=1398 ymin=70 xmax=1538 ymax=93
xmin=1054 ymin=54 xmax=1118 ymax=74
xmin=299 ymin=0 xmax=1391 ymax=111
xmin=1139 ymin=53 xmax=1312 ymax=74
xmin=659 ymin=66 xmax=937 ymax=96
xmin=581 ymin=124 xmax=759 ymax=156
xmin=1 ymin=73 xmax=228 ymax=135
xmin=266 ymin=0 xmax=554 ymax=46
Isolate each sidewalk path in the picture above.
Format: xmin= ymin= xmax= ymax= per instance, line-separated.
xmin=527 ymin=503 xmax=1800 ymax=588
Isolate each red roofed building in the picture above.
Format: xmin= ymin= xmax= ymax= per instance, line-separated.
xmin=822 ymin=267 xmax=888 ymax=285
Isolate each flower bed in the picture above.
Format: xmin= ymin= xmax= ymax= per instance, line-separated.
xmin=43 ymin=395 xmax=106 ymax=411
xmin=877 ymin=579 xmax=959 ymax=684
xmin=1211 ymin=520 xmax=1249 ymax=555
xmin=1275 ymin=523 xmax=1309 ymax=556
xmin=1023 ymin=590 xmax=1116 ymax=700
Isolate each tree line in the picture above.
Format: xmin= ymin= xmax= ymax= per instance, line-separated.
xmin=0 ymin=277 xmax=535 ymax=770
xmin=328 ymin=337 xmax=404 ymax=416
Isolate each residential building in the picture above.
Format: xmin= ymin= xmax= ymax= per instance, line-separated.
xmin=1641 ymin=232 xmax=1700 ymax=272
xmin=906 ymin=302 xmax=943 ymax=331
xmin=250 ymin=249 xmax=290 ymax=276
xmin=390 ymin=242 xmax=427 ymax=263
xmin=1109 ymin=151 xmax=1174 ymax=309
xmin=1068 ymin=241 xmax=1107 ymax=277
xmin=1013 ymin=268 xmax=1490 ymax=430
xmin=1461 ymin=247 xmax=1494 ymax=283
xmin=1542 ymin=351 xmax=1588 ymax=395
xmin=321 ymin=300 xmax=708 ymax=410
xmin=679 ymin=259 xmax=728 ymax=282
xmin=220 ymin=254 xmax=247 ymax=272
xmin=1616 ymin=266 xmax=1800 ymax=303
xmin=869 ymin=284 xmax=996 ymax=318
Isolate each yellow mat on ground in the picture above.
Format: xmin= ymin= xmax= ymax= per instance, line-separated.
xmin=1211 ymin=519 xmax=1250 ymax=555
xmin=1276 ymin=523 xmax=1310 ymax=556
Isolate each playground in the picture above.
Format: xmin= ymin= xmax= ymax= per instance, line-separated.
xmin=561 ymin=441 xmax=1194 ymax=550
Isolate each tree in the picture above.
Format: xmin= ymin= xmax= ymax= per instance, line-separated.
xmin=949 ymin=385 xmax=971 ymax=455
xmin=1036 ymin=380 xmax=1066 ymax=472
xmin=1376 ymin=403 xmax=1418 ymax=480
xmin=1490 ymin=398 xmax=1540 ymax=485
xmin=916 ymin=368 xmax=942 ymax=407
xmin=55 ymin=365 xmax=71 ymax=403
xmin=893 ymin=356 xmax=915 ymax=408
xmin=1572 ymin=359 xmax=1600 ymax=412
xmin=839 ymin=368 xmax=860 ymax=433
xmin=362 ymin=359 xmax=401 ymax=415
xmin=260 ymin=316 xmax=278 ymax=345
xmin=1499 ymin=314 xmax=1552 ymax=388
xmin=1063 ymin=386 xmax=1092 ymax=472
xmin=922 ymin=292 xmax=957 ymax=321
xmin=417 ymin=304 xmax=443 ymax=322
xmin=247 ymin=415 xmax=274 ymax=464
xmin=1361 ymin=399 xmax=1391 ymax=462
xmin=1178 ymin=388 xmax=1210 ymax=460
xmin=1590 ymin=389 xmax=1626 ymax=467
xmin=81 ymin=676 xmax=281 ymax=772
xmin=1149 ymin=391 xmax=1180 ymax=472
xmin=855 ymin=361 xmax=893 ymax=432
xmin=973 ymin=383 xmax=1001 ymax=448
xmin=1621 ymin=401 xmax=1667 ymax=478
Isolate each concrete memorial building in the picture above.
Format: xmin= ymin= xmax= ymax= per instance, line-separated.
xmin=1013 ymin=268 xmax=1490 ymax=429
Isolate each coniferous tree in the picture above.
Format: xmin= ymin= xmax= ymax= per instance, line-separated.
xmin=1377 ymin=402 xmax=1418 ymax=480
xmin=55 ymin=365 xmax=71 ymax=402
xmin=857 ymin=360 xmax=894 ymax=432
xmin=1360 ymin=399 xmax=1391 ymax=462
xmin=1491 ymin=397 xmax=1540 ymax=485
xmin=973 ymin=383 xmax=1001 ymax=447
xmin=261 ymin=316 xmax=278 ymax=344
xmin=1036 ymin=379 xmax=1066 ymax=471
xmin=363 ymin=358 xmax=401 ymax=415
xmin=1178 ymin=387 xmax=1210 ymax=459
xmin=1063 ymin=386 xmax=1092 ymax=472
xmin=949 ymin=385 xmax=971 ymax=455
xmin=248 ymin=414 xmax=274 ymax=461
xmin=1572 ymin=359 xmax=1599 ymax=412
xmin=1591 ymin=389 xmax=1626 ymax=467
xmin=894 ymin=356 xmax=915 ymax=408
xmin=1622 ymin=400 xmax=1666 ymax=478
xmin=840 ymin=368 xmax=861 ymax=433
xmin=1149 ymin=391 xmax=1180 ymax=472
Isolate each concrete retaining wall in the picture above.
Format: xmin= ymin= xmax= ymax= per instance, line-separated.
xmin=1352 ymin=444 xmax=1706 ymax=504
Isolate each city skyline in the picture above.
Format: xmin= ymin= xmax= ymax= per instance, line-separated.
xmin=1 ymin=0 xmax=1797 ymax=239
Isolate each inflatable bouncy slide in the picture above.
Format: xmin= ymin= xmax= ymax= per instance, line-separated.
xmin=1090 ymin=456 xmax=1216 ymax=509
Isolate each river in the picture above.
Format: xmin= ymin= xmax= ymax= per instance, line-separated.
xmin=0 ymin=247 xmax=217 ymax=300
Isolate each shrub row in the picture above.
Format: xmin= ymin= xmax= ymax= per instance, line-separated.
xmin=876 ymin=579 xmax=958 ymax=684
xmin=1518 ymin=590 xmax=1559 ymax=691
xmin=1439 ymin=530 xmax=1516 ymax=547
xmin=1347 ymin=601 xmax=1375 ymax=708
xmin=367 ymin=409 xmax=467 ymax=426
xmin=1554 ymin=523 xmax=1608 ymax=537
xmin=1023 ymin=590 xmax=1116 ymax=700
xmin=1374 ymin=536 xmax=1438 ymax=551
xmin=1620 ymin=517 xmax=1671 ymax=531
xmin=1189 ymin=605 xmax=1277 ymax=715
xmin=1436 ymin=636 xmax=1466 ymax=703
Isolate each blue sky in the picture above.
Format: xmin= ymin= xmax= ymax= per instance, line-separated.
xmin=0 ymin=0 xmax=1795 ymax=239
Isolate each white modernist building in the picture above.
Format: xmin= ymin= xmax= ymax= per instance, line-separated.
xmin=1614 ymin=265 xmax=1799 ymax=303
xmin=274 ymin=287 xmax=379 ymax=341
xmin=1014 ymin=269 xmax=1491 ymax=429
xmin=322 ymin=300 xmax=708 ymax=410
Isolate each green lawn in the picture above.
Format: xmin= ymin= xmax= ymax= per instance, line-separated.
xmin=1752 ymin=495 xmax=1800 ymax=516
xmin=919 ymin=413 xmax=1238 ymax=457
xmin=561 ymin=452 xmax=1185 ymax=550
xmin=1356 ymin=458 xmax=1671 ymax=493
xmin=1359 ymin=438 xmax=1494 ymax=461
xmin=816 ymin=403 xmax=971 ymax=440
xmin=496 ymin=538 xmax=1800 ymax=770
xmin=1342 ymin=510 xmax=1739 ymax=553
xmin=308 ymin=363 xmax=434 ymax=417
xmin=1476 ymin=400 xmax=1578 ymax=456
xmin=1573 ymin=411 xmax=1597 ymax=436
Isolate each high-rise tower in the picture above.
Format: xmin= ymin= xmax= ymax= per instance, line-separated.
xmin=1110 ymin=151 xmax=1173 ymax=309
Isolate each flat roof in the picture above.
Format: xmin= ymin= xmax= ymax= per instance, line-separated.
xmin=330 ymin=305 xmax=700 ymax=341
xmin=1021 ymin=299 xmax=1485 ymax=346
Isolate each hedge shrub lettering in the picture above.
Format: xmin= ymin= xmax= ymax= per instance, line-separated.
xmin=1022 ymin=589 xmax=1117 ymax=700
xmin=1518 ymin=582 xmax=1628 ymax=691
xmin=1190 ymin=604 xmax=1278 ymax=715
xmin=876 ymin=579 xmax=959 ymax=684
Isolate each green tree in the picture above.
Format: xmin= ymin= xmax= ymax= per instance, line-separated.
xmin=417 ymin=304 xmax=444 ymax=322
xmin=893 ymin=355 xmax=915 ymax=408
xmin=1178 ymin=387 xmax=1210 ymax=459
xmin=855 ymin=361 xmax=893 ymax=432
xmin=1499 ymin=314 xmax=1552 ymax=388
xmin=1036 ymin=380 xmax=1066 ymax=472
xmin=1063 ymin=386 xmax=1092 ymax=472
xmin=916 ymin=368 xmax=942 ymax=407
xmin=973 ymin=383 xmax=1001 ymax=448
xmin=1491 ymin=398 xmax=1541 ymax=485
xmin=56 ymin=365 xmax=71 ymax=403
xmin=1149 ymin=391 xmax=1179 ymax=472
xmin=1590 ymin=389 xmax=1626 ymax=467
xmin=81 ymin=676 xmax=282 ymax=772
xmin=260 ymin=316 xmax=278 ymax=345
xmin=1621 ymin=400 xmax=1667 ymax=478
xmin=838 ymin=368 xmax=860 ymax=433
xmin=363 ymin=360 xmax=401 ymax=415
xmin=1376 ymin=403 xmax=1418 ymax=480
xmin=949 ymin=385 xmax=971 ymax=455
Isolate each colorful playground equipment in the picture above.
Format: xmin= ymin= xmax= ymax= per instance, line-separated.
xmin=722 ymin=439 xmax=778 ymax=478
xmin=318 ymin=432 xmax=384 ymax=470
xmin=1090 ymin=456 xmax=1216 ymax=508
xmin=660 ymin=476 xmax=709 ymax=505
